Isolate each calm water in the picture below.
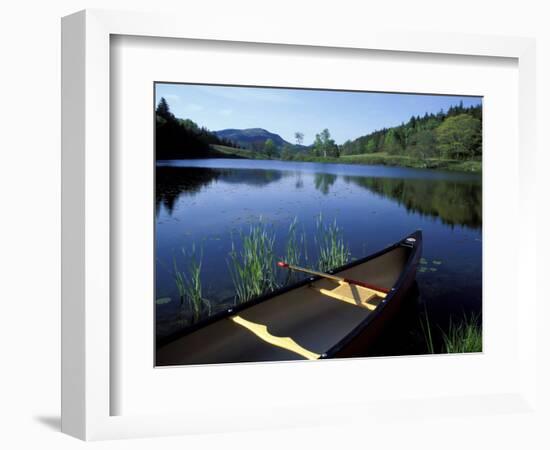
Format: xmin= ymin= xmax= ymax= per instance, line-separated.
xmin=155 ymin=159 xmax=482 ymax=355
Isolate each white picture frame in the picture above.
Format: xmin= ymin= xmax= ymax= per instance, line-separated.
xmin=61 ymin=9 xmax=537 ymax=441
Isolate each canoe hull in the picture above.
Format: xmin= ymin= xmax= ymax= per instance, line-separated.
xmin=331 ymin=251 xmax=420 ymax=358
xmin=313 ymin=230 xmax=422 ymax=359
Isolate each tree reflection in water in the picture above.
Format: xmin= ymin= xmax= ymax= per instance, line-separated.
xmin=342 ymin=175 xmax=481 ymax=229
xmin=157 ymin=165 xmax=481 ymax=230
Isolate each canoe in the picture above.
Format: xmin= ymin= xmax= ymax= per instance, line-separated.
xmin=156 ymin=230 xmax=422 ymax=366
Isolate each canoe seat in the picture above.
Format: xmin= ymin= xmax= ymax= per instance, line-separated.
xmin=310 ymin=281 xmax=385 ymax=310
xmin=230 ymin=315 xmax=321 ymax=360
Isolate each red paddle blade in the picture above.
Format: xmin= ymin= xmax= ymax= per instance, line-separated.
xmin=277 ymin=261 xmax=289 ymax=268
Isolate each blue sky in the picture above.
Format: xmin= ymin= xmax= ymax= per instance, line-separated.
xmin=156 ymin=83 xmax=482 ymax=145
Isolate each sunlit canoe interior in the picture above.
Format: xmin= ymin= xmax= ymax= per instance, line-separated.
xmin=156 ymin=245 xmax=410 ymax=366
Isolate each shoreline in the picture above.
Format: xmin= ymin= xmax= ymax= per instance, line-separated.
xmin=292 ymin=154 xmax=482 ymax=173
xmin=209 ymin=145 xmax=481 ymax=173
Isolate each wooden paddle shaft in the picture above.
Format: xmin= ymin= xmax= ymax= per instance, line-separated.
xmin=277 ymin=262 xmax=390 ymax=294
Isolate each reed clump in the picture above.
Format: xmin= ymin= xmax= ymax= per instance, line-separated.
xmin=172 ymin=215 xmax=352 ymax=324
xmin=420 ymin=308 xmax=482 ymax=354
xmin=442 ymin=313 xmax=482 ymax=353
xmin=228 ymin=221 xmax=277 ymax=304
xmin=173 ymin=245 xmax=211 ymax=324
xmin=315 ymin=214 xmax=350 ymax=273
xmin=281 ymin=217 xmax=308 ymax=285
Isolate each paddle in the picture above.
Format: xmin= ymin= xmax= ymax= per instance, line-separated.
xmin=277 ymin=261 xmax=390 ymax=294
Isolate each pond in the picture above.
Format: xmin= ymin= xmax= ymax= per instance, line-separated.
xmin=155 ymin=158 xmax=482 ymax=356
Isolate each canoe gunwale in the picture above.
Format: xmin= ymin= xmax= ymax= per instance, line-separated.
xmin=156 ymin=230 xmax=422 ymax=355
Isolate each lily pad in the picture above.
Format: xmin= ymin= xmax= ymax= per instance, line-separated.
xmin=432 ymin=260 xmax=442 ymax=265
xmin=155 ymin=297 xmax=172 ymax=305
xmin=429 ymin=267 xmax=437 ymax=272
xmin=419 ymin=266 xmax=428 ymax=273
xmin=420 ymin=258 xmax=428 ymax=265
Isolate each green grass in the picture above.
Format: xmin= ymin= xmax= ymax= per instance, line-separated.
xmin=340 ymin=153 xmax=481 ymax=172
xmin=420 ymin=307 xmax=482 ymax=354
xmin=447 ymin=160 xmax=482 ymax=172
xmin=419 ymin=304 xmax=435 ymax=354
xmin=228 ymin=221 xmax=278 ymax=304
xmin=442 ymin=313 xmax=482 ymax=353
xmin=282 ymin=217 xmax=308 ymax=285
xmin=173 ymin=245 xmax=211 ymax=324
xmin=210 ymin=144 xmax=264 ymax=160
xmin=211 ymin=145 xmax=481 ymax=173
xmin=284 ymin=217 xmax=302 ymax=267
xmin=288 ymin=152 xmax=481 ymax=173
xmin=314 ymin=214 xmax=351 ymax=272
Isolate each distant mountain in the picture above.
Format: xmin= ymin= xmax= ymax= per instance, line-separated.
xmin=213 ymin=128 xmax=291 ymax=150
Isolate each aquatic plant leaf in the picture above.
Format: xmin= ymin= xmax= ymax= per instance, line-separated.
xmin=155 ymin=297 xmax=172 ymax=305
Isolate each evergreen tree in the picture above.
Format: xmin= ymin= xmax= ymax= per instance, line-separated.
xmin=156 ymin=97 xmax=174 ymax=121
xmin=155 ymin=98 xmax=239 ymax=160
xmin=384 ymin=129 xmax=402 ymax=154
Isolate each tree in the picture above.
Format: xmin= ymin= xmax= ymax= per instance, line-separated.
xmin=281 ymin=144 xmax=294 ymax=160
xmin=263 ymin=139 xmax=276 ymax=158
xmin=435 ymin=114 xmax=481 ymax=160
xmin=294 ymin=131 xmax=304 ymax=146
xmin=414 ymin=129 xmax=437 ymax=160
xmin=155 ymin=97 xmax=241 ymax=159
xmin=313 ymin=128 xmax=338 ymax=158
xmin=325 ymin=103 xmax=481 ymax=161
xmin=156 ymin=97 xmax=174 ymax=121
xmin=341 ymin=139 xmax=353 ymax=155
xmin=364 ymin=139 xmax=377 ymax=153
xmin=383 ymin=129 xmax=402 ymax=155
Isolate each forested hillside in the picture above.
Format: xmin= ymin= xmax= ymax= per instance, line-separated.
xmin=156 ymin=98 xmax=241 ymax=159
xmin=214 ymin=128 xmax=291 ymax=151
xmin=340 ymin=102 xmax=482 ymax=160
